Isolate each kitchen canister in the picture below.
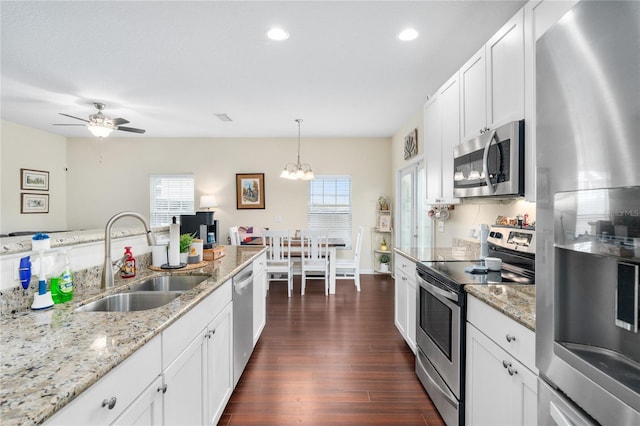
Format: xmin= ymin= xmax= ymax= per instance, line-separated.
xmin=152 ymin=243 xmax=168 ymax=267
xmin=190 ymin=239 xmax=203 ymax=262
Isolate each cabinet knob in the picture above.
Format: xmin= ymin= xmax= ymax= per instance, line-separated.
xmin=505 ymin=334 xmax=516 ymax=342
xmin=507 ymin=366 xmax=518 ymax=376
xmin=102 ymin=397 xmax=117 ymax=410
xmin=502 ymin=360 xmax=512 ymax=369
xmin=158 ymin=384 xmax=168 ymax=394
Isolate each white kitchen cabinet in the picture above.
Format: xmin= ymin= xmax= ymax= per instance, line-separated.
xmin=461 ymin=9 xmax=525 ymax=142
xmin=45 ymin=336 xmax=162 ymax=426
xmin=523 ymin=0 xmax=577 ymax=202
xmin=112 ymin=375 xmax=164 ymax=426
xmin=204 ymin=302 xmax=233 ymax=425
xmin=466 ymin=295 xmax=537 ymax=426
xmin=424 ymin=72 xmax=461 ymax=204
xmin=394 ymin=252 xmax=416 ymax=352
xmin=253 ymin=252 xmax=267 ymax=346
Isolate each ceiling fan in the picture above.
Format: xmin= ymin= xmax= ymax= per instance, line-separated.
xmin=54 ymin=103 xmax=146 ymax=137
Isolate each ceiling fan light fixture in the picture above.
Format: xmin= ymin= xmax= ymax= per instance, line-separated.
xmin=267 ymin=27 xmax=289 ymax=41
xmin=398 ymin=28 xmax=418 ymax=41
xmin=87 ymin=124 xmax=114 ymax=138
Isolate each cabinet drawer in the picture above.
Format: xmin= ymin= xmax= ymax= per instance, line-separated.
xmin=162 ymin=279 xmax=232 ymax=369
xmin=394 ymin=253 xmax=416 ymax=279
xmin=46 ymin=336 xmax=161 ymax=425
xmin=467 ymin=295 xmax=536 ymax=372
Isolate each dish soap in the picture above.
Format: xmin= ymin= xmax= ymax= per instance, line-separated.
xmin=53 ymin=250 xmax=74 ymax=303
xmin=121 ymin=246 xmax=136 ymax=278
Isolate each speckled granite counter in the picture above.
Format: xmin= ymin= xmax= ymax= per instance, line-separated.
xmin=0 ymin=245 xmax=265 ymax=425
xmin=465 ymin=284 xmax=536 ymax=331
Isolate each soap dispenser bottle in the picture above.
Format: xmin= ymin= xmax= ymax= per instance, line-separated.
xmin=120 ymin=246 xmax=136 ymax=278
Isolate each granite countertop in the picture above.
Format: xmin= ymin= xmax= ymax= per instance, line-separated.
xmin=0 ymin=245 xmax=265 ymax=425
xmin=465 ymin=284 xmax=536 ymax=331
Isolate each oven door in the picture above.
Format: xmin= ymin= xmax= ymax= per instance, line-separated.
xmin=416 ymin=270 xmax=462 ymax=398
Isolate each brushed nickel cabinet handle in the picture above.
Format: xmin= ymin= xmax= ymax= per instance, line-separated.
xmin=102 ymin=397 xmax=117 ymax=410
xmin=505 ymin=334 xmax=516 ymax=342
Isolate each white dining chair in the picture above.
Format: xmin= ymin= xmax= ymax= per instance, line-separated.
xmin=262 ymin=229 xmax=293 ymax=297
xmin=335 ymin=226 xmax=364 ymax=292
xmin=300 ymin=229 xmax=329 ymax=295
xmin=229 ymin=226 xmax=241 ymax=246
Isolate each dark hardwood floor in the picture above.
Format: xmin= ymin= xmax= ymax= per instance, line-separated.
xmin=219 ymin=274 xmax=445 ymax=425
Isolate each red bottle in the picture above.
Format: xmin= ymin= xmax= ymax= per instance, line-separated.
xmin=121 ymin=246 xmax=136 ymax=278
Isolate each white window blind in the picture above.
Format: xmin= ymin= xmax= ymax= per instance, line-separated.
xmin=150 ymin=174 xmax=195 ymax=227
xmin=307 ymin=175 xmax=352 ymax=248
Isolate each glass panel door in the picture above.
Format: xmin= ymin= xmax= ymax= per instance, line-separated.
xmin=397 ymin=161 xmax=432 ymax=249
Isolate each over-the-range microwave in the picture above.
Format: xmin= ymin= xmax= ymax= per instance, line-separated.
xmin=453 ymin=120 xmax=525 ymax=198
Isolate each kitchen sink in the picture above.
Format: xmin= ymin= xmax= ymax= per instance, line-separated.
xmin=76 ymin=292 xmax=181 ymax=312
xmin=125 ymin=275 xmax=208 ymax=293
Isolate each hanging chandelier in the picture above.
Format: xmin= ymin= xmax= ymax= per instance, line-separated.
xmin=280 ymin=118 xmax=314 ymax=180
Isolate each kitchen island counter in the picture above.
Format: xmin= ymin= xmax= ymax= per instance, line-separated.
xmin=0 ymin=245 xmax=265 ymax=425
xmin=465 ymin=284 xmax=535 ymax=331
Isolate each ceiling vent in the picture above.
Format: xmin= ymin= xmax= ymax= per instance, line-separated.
xmin=215 ymin=113 xmax=233 ymax=122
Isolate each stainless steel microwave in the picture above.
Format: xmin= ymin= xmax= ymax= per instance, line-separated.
xmin=453 ymin=120 xmax=524 ymax=198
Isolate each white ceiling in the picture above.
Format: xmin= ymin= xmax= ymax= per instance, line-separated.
xmin=1 ymin=1 xmax=525 ymax=139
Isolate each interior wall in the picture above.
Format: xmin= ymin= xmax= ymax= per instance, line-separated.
xmin=0 ymin=120 xmax=68 ymax=234
xmin=66 ymin=136 xmax=392 ymax=268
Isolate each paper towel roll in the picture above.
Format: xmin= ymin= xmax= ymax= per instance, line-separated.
xmin=168 ymin=220 xmax=180 ymax=266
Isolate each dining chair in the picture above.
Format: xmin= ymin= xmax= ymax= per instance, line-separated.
xmin=335 ymin=226 xmax=364 ymax=291
xmin=229 ymin=226 xmax=241 ymax=246
xmin=300 ymin=229 xmax=329 ymax=295
xmin=262 ymin=229 xmax=293 ymax=297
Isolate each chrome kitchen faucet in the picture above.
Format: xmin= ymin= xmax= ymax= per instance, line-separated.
xmin=102 ymin=211 xmax=157 ymax=289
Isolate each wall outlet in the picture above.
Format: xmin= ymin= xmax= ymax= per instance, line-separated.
xmin=438 ymin=221 xmax=445 ymax=233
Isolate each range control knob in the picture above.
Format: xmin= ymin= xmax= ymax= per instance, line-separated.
xmin=495 ymin=232 xmax=503 ymax=239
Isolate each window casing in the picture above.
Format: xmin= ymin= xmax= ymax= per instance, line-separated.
xmin=307 ymin=175 xmax=352 ymax=248
xmin=150 ymin=174 xmax=195 ymax=227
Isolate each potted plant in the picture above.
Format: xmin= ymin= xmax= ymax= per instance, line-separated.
xmin=378 ymin=196 xmax=389 ymax=211
xmin=179 ymin=233 xmax=194 ymax=263
xmin=379 ymin=253 xmax=390 ymax=273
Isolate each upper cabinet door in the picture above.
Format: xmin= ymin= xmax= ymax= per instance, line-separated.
xmin=486 ymin=8 xmax=525 ymax=129
xmin=424 ymin=94 xmax=442 ymax=201
xmin=460 ymin=47 xmax=487 ymax=142
xmin=438 ymin=72 xmax=461 ymax=201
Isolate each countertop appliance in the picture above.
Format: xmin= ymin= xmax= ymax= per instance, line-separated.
xmin=536 ymin=2 xmax=640 ymax=425
xmin=453 ymin=120 xmax=524 ymax=198
xmin=232 ymin=264 xmax=253 ymax=386
xmin=415 ymin=225 xmax=535 ymax=425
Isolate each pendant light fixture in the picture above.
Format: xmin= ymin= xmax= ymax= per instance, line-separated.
xmin=280 ymin=119 xmax=314 ymax=180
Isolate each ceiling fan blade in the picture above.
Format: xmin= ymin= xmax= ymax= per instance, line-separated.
xmin=58 ymin=113 xmax=90 ymax=123
xmin=112 ymin=118 xmax=130 ymax=126
xmin=116 ymin=126 xmax=146 ymax=134
xmin=53 ymin=123 xmax=86 ymax=126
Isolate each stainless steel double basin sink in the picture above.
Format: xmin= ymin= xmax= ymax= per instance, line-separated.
xmin=76 ymin=275 xmax=208 ymax=313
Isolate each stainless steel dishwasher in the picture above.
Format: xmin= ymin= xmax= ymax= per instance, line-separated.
xmin=233 ymin=264 xmax=253 ymax=386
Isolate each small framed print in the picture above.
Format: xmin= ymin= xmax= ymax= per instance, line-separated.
xmin=378 ymin=213 xmax=391 ymax=232
xmin=21 ymin=193 xmax=49 ymax=214
xmin=236 ymin=173 xmax=265 ymax=209
xmin=21 ymin=169 xmax=49 ymax=191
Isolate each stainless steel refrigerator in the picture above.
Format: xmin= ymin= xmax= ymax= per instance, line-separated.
xmin=536 ymin=1 xmax=640 ymax=425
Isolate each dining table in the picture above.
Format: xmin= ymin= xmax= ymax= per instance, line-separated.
xmin=241 ymin=237 xmax=346 ymax=294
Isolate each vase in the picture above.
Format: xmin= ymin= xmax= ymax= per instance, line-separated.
xmin=179 ymin=252 xmax=188 ymax=264
xmin=380 ymin=263 xmax=389 ymax=273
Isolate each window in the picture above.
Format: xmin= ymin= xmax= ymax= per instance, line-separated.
xmin=150 ymin=174 xmax=195 ymax=227
xmin=307 ymin=175 xmax=352 ymax=248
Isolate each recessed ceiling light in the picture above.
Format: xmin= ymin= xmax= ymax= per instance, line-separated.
xmin=267 ymin=28 xmax=289 ymax=41
xmin=398 ymin=28 xmax=418 ymax=41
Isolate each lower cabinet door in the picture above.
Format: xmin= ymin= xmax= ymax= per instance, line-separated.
xmin=163 ymin=328 xmax=206 ymax=426
xmin=111 ymin=376 xmax=163 ymax=426
xmin=466 ymin=324 xmax=538 ymax=426
xmin=394 ymin=270 xmax=407 ymax=337
xmin=406 ymin=278 xmax=417 ymax=353
xmin=205 ymin=303 xmax=234 ymax=425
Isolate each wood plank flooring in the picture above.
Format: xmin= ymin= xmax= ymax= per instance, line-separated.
xmin=219 ymin=274 xmax=445 ymax=425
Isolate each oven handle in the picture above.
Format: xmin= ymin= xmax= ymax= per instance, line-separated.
xmin=417 ymin=274 xmax=459 ymax=303
xmin=482 ymin=130 xmax=498 ymax=193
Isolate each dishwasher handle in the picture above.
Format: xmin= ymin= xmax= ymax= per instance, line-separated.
xmin=234 ymin=267 xmax=253 ymax=292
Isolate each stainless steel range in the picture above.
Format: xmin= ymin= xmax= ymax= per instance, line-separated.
xmin=415 ymin=225 xmax=535 ymax=426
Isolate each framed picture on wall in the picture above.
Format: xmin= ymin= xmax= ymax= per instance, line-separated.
xmin=378 ymin=213 xmax=391 ymax=232
xmin=236 ymin=173 xmax=265 ymax=209
xmin=21 ymin=168 xmax=49 ymax=191
xmin=404 ymin=128 xmax=418 ymax=160
xmin=21 ymin=193 xmax=49 ymax=214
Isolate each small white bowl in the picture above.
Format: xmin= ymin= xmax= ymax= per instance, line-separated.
xmin=485 ymin=257 xmax=502 ymax=271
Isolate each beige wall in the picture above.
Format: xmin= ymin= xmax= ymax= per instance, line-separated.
xmin=1 ymin=120 xmax=68 ymax=234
